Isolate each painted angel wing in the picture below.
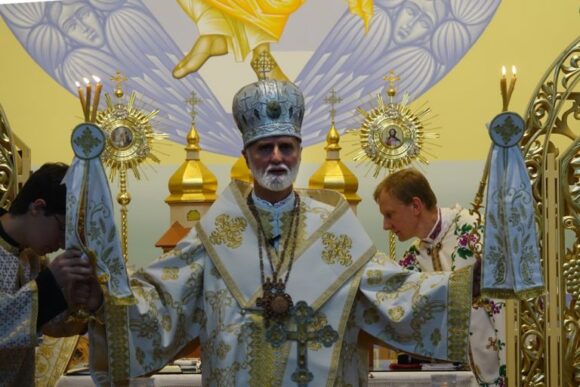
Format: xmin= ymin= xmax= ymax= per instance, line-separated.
xmin=295 ymin=0 xmax=501 ymax=146
xmin=0 ymin=0 xmax=241 ymax=156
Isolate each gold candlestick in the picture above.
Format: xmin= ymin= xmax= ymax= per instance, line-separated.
xmin=75 ymin=81 xmax=88 ymax=121
xmin=500 ymin=65 xmax=508 ymax=111
xmin=83 ymin=77 xmax=92 ymax=122
xmin=91 ymin=75 xmax=102 ymax=123
xmin=506 ymin=65 xmax=517 ymax=110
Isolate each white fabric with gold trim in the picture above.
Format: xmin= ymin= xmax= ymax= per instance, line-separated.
xmin=64 ymin=123 xmax=134 ymax=303
xmin=482 ymin=112 xmax=544 ymax=299
xmin=197 ymin=180 xmax=376 ymax=385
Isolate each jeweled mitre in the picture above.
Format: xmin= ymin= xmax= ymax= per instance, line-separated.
xmin=232 ymin=80 xmax=304 ymax=146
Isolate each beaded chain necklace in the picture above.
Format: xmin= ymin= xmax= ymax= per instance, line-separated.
xmin=247 ymin=192 xmax=301 ymax=325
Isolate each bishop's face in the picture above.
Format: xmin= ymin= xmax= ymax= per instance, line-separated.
xmin=244 ymin=136 xmax=301 ymax=198
xmin=377 ymin=190 xmax=421 ymax=242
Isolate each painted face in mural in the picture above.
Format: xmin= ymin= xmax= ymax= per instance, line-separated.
xmin=393 ymin=0 xmax=446 ymax=45
xmin=52 ymin=2 xmax=105 ymax=47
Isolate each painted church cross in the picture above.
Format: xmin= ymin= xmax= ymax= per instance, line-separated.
xmin=266 ymin=301 xmax=339 ymax=387
xmin=251 ymin=51 xmax=276 ymax=80
xmin=324 ymin=88 xmax=342 ymax=125
xmin=185 ymin=90 xmax=202 ymax=126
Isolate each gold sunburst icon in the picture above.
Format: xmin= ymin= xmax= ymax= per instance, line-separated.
xmin=97 ymin=71 xmax=166 ymax=180
xmin=351 ymin=71 xmax=439 ymax=176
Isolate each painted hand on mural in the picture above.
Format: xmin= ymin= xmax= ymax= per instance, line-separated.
xmin=172 ymin=0 xmax=302 ymax=80
xmin=171 ymin=0 xmax=374 ymax=81
xmin=0 ymin=0 xmax=499 ymax=156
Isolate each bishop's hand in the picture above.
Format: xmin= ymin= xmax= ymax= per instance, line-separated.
xmin=48 ymin=248 xmax=91 ymax=306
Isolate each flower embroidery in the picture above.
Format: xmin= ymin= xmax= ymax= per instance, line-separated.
xmin=454 ymin=223 xmax=475 ymax=260
xmin=458 ymin=232 xmax=478 ymax=248
xmin=399 ymin=245 xmax=421 ymax=272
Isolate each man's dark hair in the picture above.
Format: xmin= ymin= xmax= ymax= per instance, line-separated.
xmin=9 ymin=162 xmax=69 ymax=216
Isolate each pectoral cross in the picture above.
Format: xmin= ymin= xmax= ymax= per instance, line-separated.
xmin=264 ymin=301 xmax=339 ymax=387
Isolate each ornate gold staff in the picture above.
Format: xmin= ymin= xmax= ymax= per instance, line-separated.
xmin=97 ymin=71 xmax=166 ymax=262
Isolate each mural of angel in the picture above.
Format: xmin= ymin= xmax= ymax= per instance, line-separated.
xmin=295 ymin=0 xmax=501 ymax=141
xmin=0 ymin=0 xmax=238 ymax=154
xmin=0 ymin=0 xmax=500 ymax=156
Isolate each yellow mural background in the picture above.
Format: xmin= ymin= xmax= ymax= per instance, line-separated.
xmin=0 ymin=1 xmax=577 ymax=164
xmin=0 ymin=0 xmax=578 ymax=266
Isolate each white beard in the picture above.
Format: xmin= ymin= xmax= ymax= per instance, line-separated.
xmin=249 ymin=161 xmax=300 ymax=192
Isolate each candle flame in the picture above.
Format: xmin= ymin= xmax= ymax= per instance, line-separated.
xmin=501 ymin=66 xmax=506 ymax=76
xmin=83 ymin=77 xmax=90 ymax=85
xmin=512 ymin=65 xmax=517 ymax=76
xmin=92 ymin=75 xmax=101 ymax=83
xmin=75 ymin=81 xmax=81 ymax=88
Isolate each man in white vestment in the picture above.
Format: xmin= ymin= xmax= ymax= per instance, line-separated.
xmin=89 ymin=79 xmax=477 ymax=386
xmin=0 ymin=163 xmax=95 ymax=387
xmin=374 ymin=168 xmax=505 ymax=386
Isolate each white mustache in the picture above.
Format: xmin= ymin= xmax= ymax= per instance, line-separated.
xmin=265 ymin=164 xmax=290 ymax=174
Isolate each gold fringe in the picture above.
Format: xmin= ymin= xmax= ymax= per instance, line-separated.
xmin=481 ymin=285 xmax=545 ymax=300
xmin=480 ymin=288 xmax=515 ymax=299
xmin=515 ymin=286 xmax=545 ymax=300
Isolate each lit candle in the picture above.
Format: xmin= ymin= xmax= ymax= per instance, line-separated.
xmin=91 ymin=75 xmax=102 ymax=122
xmin=83 ymin=77 xmax=91 ymax=122
xmin=75 ymin=81 xmax=87 ymax=120
xmin=506 ymin=65 xmax=517 ymax=109
xmin=500 ymin=66 xmax=507 ymax=111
